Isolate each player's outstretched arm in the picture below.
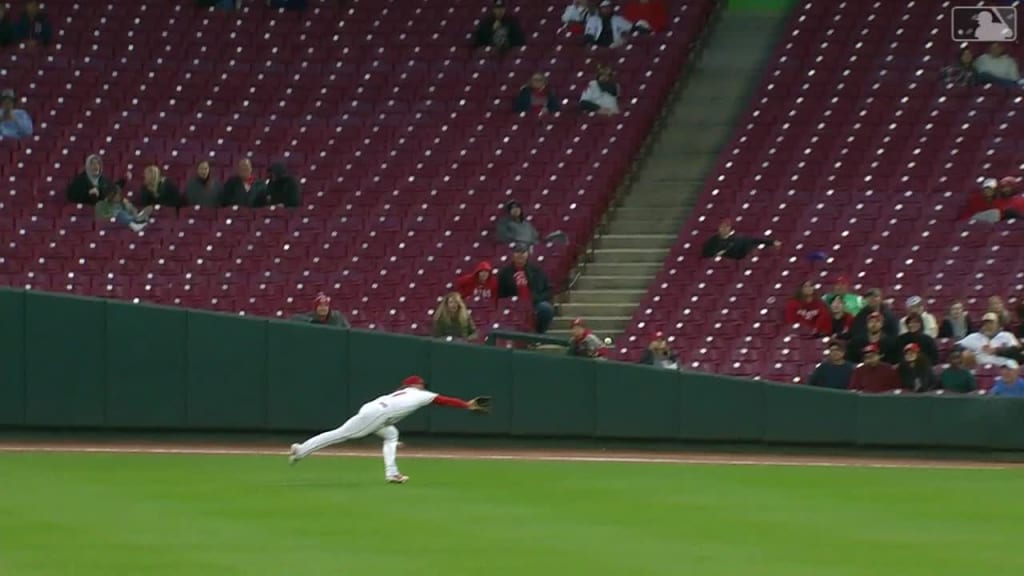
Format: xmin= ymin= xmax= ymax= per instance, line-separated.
xmin=431 ymin=394 xmax=491 ymax=413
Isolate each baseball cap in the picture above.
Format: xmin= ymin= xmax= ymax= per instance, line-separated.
xmin=571 ymin=318 xmax=585 ymax=328
xmin=863 ymin=343 xmax=880 ymax=355
xmin=493 ymin=0 xmax=506 ymax=6
xmin=1005 ymin=360 xmax=1020 ymax=370
xmin=314 ymin=292 xmax=330 ymax=307
xmin=652 ymin=330 xmax=665 ymax=341
xmin=512 ymin=243 xmax=529 ymax=254
xmin=402 ymin=375 xmax=426 ymax=387
xmin=903 ymin=342 xmax=920 ymax=353
xmin=983 ymin=177 xmax=999 ymax=189
xmin=0 ymin=89 xmax=14 ymax=103
xmin=600 ymin=0 xmax=613 ymax=6
xmin=906 ymin=296 xmax=922 ymax=307
xmin=983 ymin=312 xmax=1000 ymax=323
xmin=868 ymin=311 xmax=883 ymax=320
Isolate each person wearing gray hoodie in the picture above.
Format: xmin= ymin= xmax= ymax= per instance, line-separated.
xmin=495 ymin=201 xmax=540 ymax=246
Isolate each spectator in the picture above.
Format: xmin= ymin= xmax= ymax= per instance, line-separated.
xmin=940 ymin=349 xmax=976 ymax=394
xmin=899 ymin=295 xmax=938 ymax=338
xmin=823 ymin=275 xmax=864 ymax=316
xmin=495 ymin=200 xmax=540 ymax=246
xmin=941 ymin=47 xmax=977 ymax=87
xmin=184 ymin=160 xmax=223 ymax=207
xmin=258 ymin=161 xmax=301 ymax=207
xmin=990 ymin=360 xmax=1024 ymax=398
xmin=567 ymin=318 xmax=604 ymax=358
xmin=973 ymin=43 xmax=1020 ymax=87
xmin=472 ymin=0 xmax=525 ymax=52
xmin=515 ymin=73 xmax=560 ymax=115
xmin=294 ymin=293 xmax=350 ymax=328
xmin=497 ymin=244 xmax=554 ymax=334
xmin=433 ymin=292 xmax=478 ymax=341
xmin=939 ymin=301 xmax=974 ymax=340
xmin=850 ymin=288 xmax=899 ymax=339
xmin=897 ymin=313 xmax=940 ymax=366
xmin=958 ymin=312 xmax=1021 ymax=368
xmin=220 ymin=158 xmax=266 ymax=207
xmin=0 ymin=5 xmax=12 ymax=48
xmin=997 ymin=176 xmax=1024 ymax=219
xmin=561 ymin=0 xmax=592 ymax=35
xmin=640 ymin=331 xmax=679 ymax=369
xmin=808 ymin=341 xmax=854 ymax=390
xmin=455 ymin=261 xmax=499 ymax=306
xmin=988 ymin=295 xmax=1012 ymax=326
xmin=622 ymin=0 xmax=668 ymax=34
xmin=784 ymin=280 xmax=829 ymax=333
xmin=897 ymin=343 xmax=938 ymax=393
xmin=66 ymin=154 xmax=126 ymax=206
xmin=0 ymin=88 xmax=31 ymax=139
xmin=95 ymin=185 xmax=152 ymax=232
xmin=584 ymin=1 xmax=632 ymax=48
xmin=700 ymin=218 xmax=780 ymax=260
xmin=579 ymin=64 xmax=621 ymax=115
xmin=138 ymin=165 xmax=184 ymax=209
xmin=815 ymin=297 xmax=854 ymax=340
xmin=13 ymin=0 xmax=50 ymax=47
xmin=958 ymin=177 xmax=1004 ymax=222
xmin=847 ymin=311 xmax=901 ymax=365
xmin=849 ymin=344 xmax=899 ymax=393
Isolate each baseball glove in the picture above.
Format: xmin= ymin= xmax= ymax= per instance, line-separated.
xmin=468 ymin=396 xmax=492 ymax=413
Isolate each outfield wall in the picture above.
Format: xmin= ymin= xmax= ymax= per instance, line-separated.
xmin=2 ymin=288 xmax=1023 ymax=450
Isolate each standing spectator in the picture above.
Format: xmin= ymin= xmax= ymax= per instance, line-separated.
xmin=850 ymin=288 xmax=899 ymax=339
xmin=497 ymin=244 xmax=555 ymax=334
xmin=899 ymin=296 xmax=938 ymax=338
xmin=958 ymin=177 xmax=1004 ymax=222
xmin=293 ymin=293 xmax=350 ymax=328
xmin=849 ymin=344 xmax=899 ymax=393
xmin=567 ymin=318 xmax=604 ymax=358
xmin=584 ymin=1 xmax=632 ymax=48
xmin=807 ymin=341 xmax=854 ymax=390
xmin=815 ymin=297 xmax=854 ymax=340
xmin=958 ymin=312 xmax=1021 ymax=368
xmin=0 ymin=88 xmax=31 ymax=139
xmin=472 ymin=0 xmax=526 ymax=52
xmin=579 ymin=64 xmax=621 ymax=115
xmin=990 ymin=360 xmax=1024 ymax=397
xmin=939 ymin=301 xmax=974 ymax=340
xmin=13 ymin=0 xmax=50 ymax=47
xmin=847 ymin=311 xmax=901 ymax=365
xmin=515 ymin=73 xmax=560 ymax=115
xmin=941 ymin=47 xmax=977 ymax=87
xmin=897 ymin=313 xmax=940 ymax=366
xmin=0 ymin=5 xmax=13 ymax=48
xmin=622 ymin=0 xmax=668 ymax=34
xmin=897 ymin=343 xmax=938 ymax=393
xmin=940 ymin=350 xmax=976 ymax=394
xmin=257 ymin=162 xmax=301 ymax=207
xmin=972 ymin=42 xmax=1021 ymax=87
xmin=433 ymin=292 xmax=478 ymax=341
xmin=138 ymin=165 xmax=184 ymax=209
xmin=823 ymin=275 xmax=864 ymax=316
xmin=66 ymin=154 xmax=126 ymax=205
xmin=455 ymin=261 xmax=498 ymax=306
xmin=220 ymin=158 xmax=266 ymax=207
xmin=561 ymin=0 xmax=591 ymax=35
xmin=184 ymin=160 xmax=223 ymax=207
xmin=784 ymin=280 xmax=829 ymax=333
xmin=700 ymin=219 xmax=780 ymax=260
xmin=495 ymin=200 xmax=540 ymax=246
xmin=988 ymin=295 xmax=1012 ymax=326
xmin=95 ymin=185 xmax=152 ymax=232
xmin=640 ymin=331 xmax=679 ymax=369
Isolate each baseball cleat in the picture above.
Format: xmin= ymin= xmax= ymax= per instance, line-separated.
xmin=386 ymin=474 xmax=409 ymax=484
xmin=288 ymin=443 xmax=301 ymax=465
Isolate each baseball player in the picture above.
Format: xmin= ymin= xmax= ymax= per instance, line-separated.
xmin=288 ymin=375 xmax=491 ymax=483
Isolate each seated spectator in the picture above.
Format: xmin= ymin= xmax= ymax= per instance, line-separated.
xmin=257 ymin=161 xmax=301 ymax=207
xmin=497 ymin=244 xmax=555 ymax=334
xmin=579 ymin=64 xmax=621 ymax=115
xmin=973 ymin=42 xmax=1021 ymax=87
xmin=784 ymin=280 xmax=828 ymax=333
xmin=958 ymin=177 xmax=1004 ymax=222
xmin=622 ymin=0 xmax=668 ymax=33
xmin=95 ymin=185 xmax=152 ymax=232
xmin=184 ymin=160 xmax=223 ymax=207
xmin=433 ymin=293 xmax=477 ymax=341
xmin=990 ymin=360 xmax=1024 ymax=397
xmin=823 ymin=275 xmax=864 ymax=316
xmin=584 ymin=1 xmax=632 ymax=48
xmin=808 ymin=341 xmax=854 ymax=390
xmin=0 ymin=5 xmax=12 ymax=48
xmin=996 ymin=176 xmax=1024 ymax=219
xmin=847 ymin=311 xmax=901 ymax=365
xmin=455 ymin=261 xmax=498 ymax=306
xmin=293 ymin=293 xmax=350 ymax=328
xmin=567 ymin=318 xmax=604 ymax=358
xmin=561 ymin=0 xmax=592 ymax=35
xmin=138 ymin=165 xmax=184 ymax=209
xmin=941 ymin=47 xmax=977 ymax=87
xmin=899 ymin=295 xmax=938 ymax=338
xmin=897 ymin=313 xmax=940 ymax=366
xmin=495 ymin=200 xmax=540 ymax=246
xmin=220 ymin=159 xmax=266 ymax=207
xmin=988 ymin=295 xmax=1012 ymax=326
xmin=473 ymin=0 xmax=525 ymax=52
xmin=939 ymin=301 xmax=974 ymax=340
xmin=640 ymin=331 xmax=679 ymax=369
xmin=66 ymin=154 xmax=126 ymax=206
xmin=0 ymin=88 xmax=31 ymax=139
xmin=850 ymin=288 xmax=899 ymax=339
xmin=849 ymin=344 xmax=899 ymax=393
xmin=815 ymin=297 xmax=854 ymax=340
xmin=515 ymin=73 xmax=560 ymax=115
xmin=13 ymin=0 xmax=50 ymax=47
xmin=897 ymin=343 xmax=938 ymax=393
xmin=940 ymin=349 xmax=976 ymax=393
xmin=958 ymin=312 xmax=1020 ymax=368
xmin=700 ymin=218 xmax=780 ymax=260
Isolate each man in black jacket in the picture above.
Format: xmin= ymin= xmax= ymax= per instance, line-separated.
xmin=220 ymin=158 xmax=266 ymax=207
xmin=256 ymin=162 xmax=301 ymax=207
xmin=497 ymin=244 xmax=554 ymax=333
xmin=700 ymin=219 xmax=780 ymax=260
xmin=850 ymin=288 xmax=899 ymax=340
xmin=473 ymin=0 xmax=526 ymax=52
xmin=846 ymin=311 xmax=901 ymax=365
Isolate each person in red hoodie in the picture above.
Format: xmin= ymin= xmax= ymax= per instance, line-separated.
xmin=849 ymin=343 xmax=899 ymax=393
xmin=815 ymin=296 xmax=854 ymax=340
xmin=454 ymin=261 xmax=498 ymax=306
xmin=785 ymin=281 xmax=829 ymax=333
xmin=958 ymin=177 xmax=1005 ymax=222
xmin=622 ymin=0 xmax=668 ymax=33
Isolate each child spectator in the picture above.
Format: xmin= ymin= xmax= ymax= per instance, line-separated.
xmin=939 ymin=301 xmax=974 ymax=340
xmin=473 ymin=0 xmax=526 ymax=52
xmin=958 ymin=312 xmax=1020 ymax=368
xmin=972 ymin=42 xmax=1021 ymax=87
xmin=95 ymin=185 xmax=152 ymax=232
xmin=585 ymin=1 xmax=632 ymax=48
xmin=941 ymin=47 xmax=977 ymax=87
xmin=13 ymin=0 xmax=50 ymax=47
xmin=959 ymin=177 xmax=1004 ymax=222
xmin=700 ymin=218 xmax=780 ymax=260
xmin=899 ymin=296 xmax=938 ymax=338
xmin=568 ymin=318 xmax=604 ymax=358
xmin=258 ymin=162 xmax=301 ymax=207
xmin=495 ymin=200 xmax=541 ymax=246
xmin=847 ymin=311 xmax=901 ymax=365
xmin=294 ymin=293 xmax=350 ymax=328
xmin=515 ymin=73 xmax=560 ymax=115
xmin=0 ymin=88 xmax=31 ymax=139
xmin=622 ymin=0 xmax=668 ymax=33
xmin=850 ymin=288 xmax=899 ymax=339
xmin=815 ymin=297 xmax=854 ymax=340
xmin=849 ymin=344 xmax=899 ymax=393
xmin=808 ymin=341 xmax=854 ymax=390
xmin=940 ymin=350 xmax=976 ymax=393
xmin=497 ymin=244 xmax=555 ymax=334
xmin=561 ymin=0 xmax=591 ymax=35
xmin=640 ymin=331 xmax=679 ymax=369
xmin=897 ymin=343 xmax=938 ymax=393
xmin=579 ymin=64 xmax=621 ymax=115
xmin=66 ymin=154 xmax=127 ymax=206
xmin=221 ymin=158 xmax=266 ymax=207
xmin=784 ymin=280 xmax=829 ymax=333
xmin=823 ymin=275 xmax=864 ymax=316
xmin=0 ymin=5 xmax=12 ymax=48
xmin=138 ymin=165 xmax=184 ymax=209
xmin=897 ymin=313 xmax=940 ymax=366
xmin=185 ymin=160 xmax=223 ymax=207
xmin=433 ymin=293 xmax=478 ymax=340
xmin=455 ymin=261 xmax=499 ymax=306
xmin=990 ymin=360 xmax=1024 ymax=397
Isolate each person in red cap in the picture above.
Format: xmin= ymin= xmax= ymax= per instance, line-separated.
xmin=289 ymin=375 xmax=489 ymax=483
xmin=896 ymin=342 xmax=938 ymax=393
xmin=849 ymin=344 xmax=899 ymax=393
xmin=294 ymin=293 xmax=350 ymax=328
xmin=568 ymin=318 xmax=605 ymax=358
xmin=846 ymin=311 xmax=900 ymax=364
xmin=454 ymin=261 xmax=498 ymax=306
xmin=640 ymin=331 xmax=678 ymax=369
xmin=784 ymin=281 xmax=829 ymax=334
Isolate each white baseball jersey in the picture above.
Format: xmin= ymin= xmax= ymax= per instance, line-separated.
xmin=957 ymin=331 xmax=1021 ymax=367
xmin=364 ymin=387 xmax=440 ymax=426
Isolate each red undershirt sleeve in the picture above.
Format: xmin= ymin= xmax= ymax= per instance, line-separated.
xmin=431 ymin=395 xmax=471 ymax=409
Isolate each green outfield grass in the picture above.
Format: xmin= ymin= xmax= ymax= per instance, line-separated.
xmin=1 ymin=452 xmax=1021 ymax=576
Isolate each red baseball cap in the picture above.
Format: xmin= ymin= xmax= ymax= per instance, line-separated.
xmin=903 ymin=343 xmax=920 ymax=353
xmin=863 ymin=343 xmax=880 ymax=355
xmin=653 ymin=331 xmax=665 ymax=341
xmin=402 ymin=375 xmax=426 ymax=388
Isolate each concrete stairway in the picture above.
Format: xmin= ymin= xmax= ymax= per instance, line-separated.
xmin=551 ymin=7 xmax=790 ymax=338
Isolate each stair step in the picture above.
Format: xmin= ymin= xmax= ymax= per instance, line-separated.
xmin=574 ymin=275 xmax=652 ymax=291
xmin=596 ymin=234 xmax=677 ymax=250
xmin=559 ymin=302 xmax=638 ymax=318
xmin=604 ymin=218 xmax=682 ymax=235
xmin=568 ymin=289 xmax=649 ymax=304
xmin=592 ymin=248 xmax=671 ymax=264
xmin=581 ymin=262 xmax=664 ymax=277
xmin=551 ymin=316 xmax=632 ymax=333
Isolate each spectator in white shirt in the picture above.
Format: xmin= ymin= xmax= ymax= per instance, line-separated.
xmin=899 ymin=295 xmax=938 ymax=339
xmin=584 ymin=0 xmax=632 ymax=48
xmin=561 ymin=0 xmax=592 ymax=35
xmin=972 ymin=43 xmax=1021 ymax=87
xmin=958 ymin=312 xmax=1021 ymax=368
xmin=579 ymin=64 xmax=620 ymax=115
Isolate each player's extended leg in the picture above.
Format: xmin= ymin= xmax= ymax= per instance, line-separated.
xmin=375 ymin=426 xmax=407 ymax=483
xmin=290 ymin=408 xmax=384 ymax=463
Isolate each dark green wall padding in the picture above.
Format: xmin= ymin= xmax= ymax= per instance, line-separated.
xmin=1 ymin=288 xmax=1022 ymax=450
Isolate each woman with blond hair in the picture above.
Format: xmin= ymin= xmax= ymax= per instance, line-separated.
xmin=433 ymin=293 xmax=478 ymax=341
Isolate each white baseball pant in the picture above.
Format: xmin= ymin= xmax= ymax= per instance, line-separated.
xmin=294 ymin=403 xmax=401 ymax=477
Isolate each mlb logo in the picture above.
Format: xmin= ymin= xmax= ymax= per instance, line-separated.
xmin=951 ymin=6 xmax=1018 ymax=42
